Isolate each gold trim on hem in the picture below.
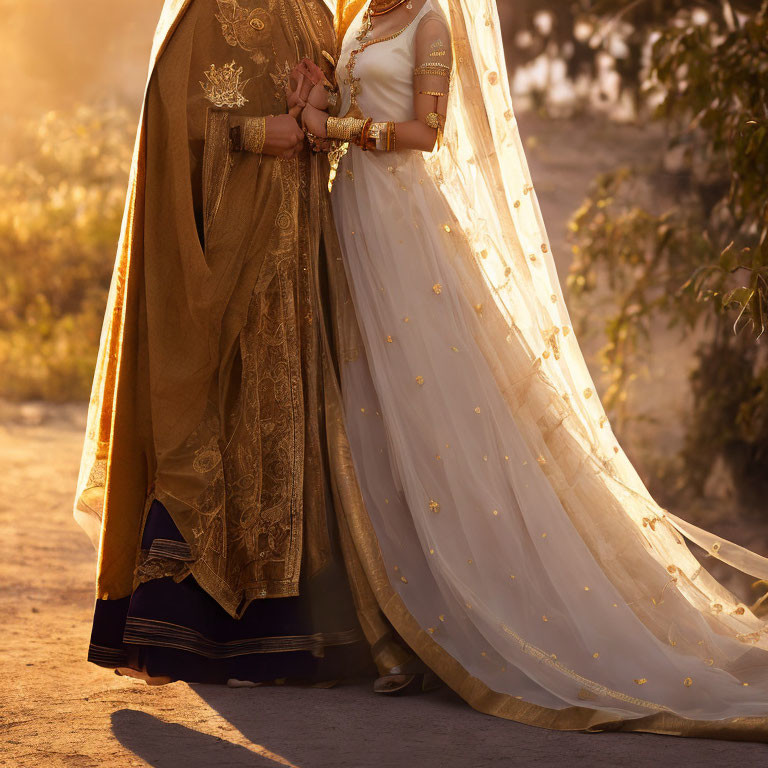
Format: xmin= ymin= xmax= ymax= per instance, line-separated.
xmin=122 ymin=617 xmax=364 ymax=659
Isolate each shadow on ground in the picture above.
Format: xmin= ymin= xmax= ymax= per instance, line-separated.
xmin=111 ymin=679 xmax=767 ymax=768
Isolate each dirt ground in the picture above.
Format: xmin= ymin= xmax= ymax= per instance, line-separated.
xmin=3 ymin=117 xmax=768 ymax=767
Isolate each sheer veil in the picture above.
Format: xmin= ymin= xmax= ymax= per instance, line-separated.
xmin=332 ymin=0 xmax=768 ymax=731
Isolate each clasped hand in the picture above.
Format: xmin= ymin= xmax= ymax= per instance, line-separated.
xmin=275 ymin=58 xmax=333 ymax=157
xmin=252 ymin=58 xmax=331 ymax=159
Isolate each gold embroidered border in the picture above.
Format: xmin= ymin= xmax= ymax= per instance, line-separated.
xmin=122 ymin=617 xmax=363 ymax=658
xmin=87 ymin=644 xmax=129 ymax=667
xmin=499 ymin=624 xmax=671 ymax=713
xmin=146 ymin=538 xmax=193 ymax=561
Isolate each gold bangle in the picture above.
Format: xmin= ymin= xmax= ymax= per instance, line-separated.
xmin=359 ymin=117 xmax=374 ymax=150
xmin=326 ymin=116 xmax=367 ymax=142
xmin=369 ymin=121 xmax=385 ymax=149
xmin=388 ymin=121 xmax=396 ymax=152
xmin=242 ymin=116 xmax=266 ymax=153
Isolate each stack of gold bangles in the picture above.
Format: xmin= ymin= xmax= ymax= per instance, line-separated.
xmin=326 ymin=116 xmax=396 ymax=151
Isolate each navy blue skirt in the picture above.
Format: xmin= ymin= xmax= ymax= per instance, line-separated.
xmin=88 ymin=500 xmax=373 ymax=684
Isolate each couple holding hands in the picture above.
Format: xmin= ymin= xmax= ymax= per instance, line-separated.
xmin=76 ymin=0 xmax=768 ymax=742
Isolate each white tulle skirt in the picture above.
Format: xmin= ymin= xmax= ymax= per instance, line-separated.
xmin=332 ymin=143 xmax=768 ymax=721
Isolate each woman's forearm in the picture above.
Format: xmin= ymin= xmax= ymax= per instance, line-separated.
xmin=387 ymin=120 xmax=438 ymax=152
xmin=322 ymin=113 xmax=440 ymax=153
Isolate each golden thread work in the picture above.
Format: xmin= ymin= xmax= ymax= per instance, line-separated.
xmin=201 ymin=61 xmax=250 ymax=108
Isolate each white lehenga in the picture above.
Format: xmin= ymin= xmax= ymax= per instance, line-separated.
xmin=330 ymin=0 xmax=768 ymax=724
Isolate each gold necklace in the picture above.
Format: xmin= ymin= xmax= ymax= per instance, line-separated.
xmin=369 ymin=0 xmax=411 ymax=15
xmin=356 ymin=0 xmax=413 ymax=41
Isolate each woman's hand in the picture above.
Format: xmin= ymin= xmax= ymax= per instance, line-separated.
xmin=296 ymin=58 xmax=325 ymax=87
xmin=307 ymin=81 xmax=330 ymax=111
xmin=302 ymin=104 xmax=329 ymax=139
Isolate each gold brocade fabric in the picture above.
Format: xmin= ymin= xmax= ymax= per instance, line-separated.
xmin=75 ymin=0 xmax=339 ymax=618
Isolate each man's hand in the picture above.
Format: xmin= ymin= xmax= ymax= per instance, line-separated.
xmin=287 ymin=58 xmax=324 ymax=115
xmin=287 ymin=70 xmax=310 ymax=119
xmin=263 ymin=114 xmax=305 ymax=159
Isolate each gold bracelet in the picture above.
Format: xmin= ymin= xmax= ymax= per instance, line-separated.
xmin=367 ymin=121 xmax=396 ymax=151
xmin=368 ymin=122 xmax=385 ymax=150
xmin=242 ymin=116 xmax=267 ymax=153
xmin=419 ymin=90 xmax=448 ymax=97
xmin=387 ymin=121 xmax=396 ymax=152
xmin=326 ymin=116 xmax=367 ymax=142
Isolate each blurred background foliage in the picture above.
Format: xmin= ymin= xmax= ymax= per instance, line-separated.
xmin=0 ymin=108 xmax=134 ymax=400
xmin=0 ymin=0 xmax=766 ymax=511
xmin=561 ymin=0 xmax=768 ymax=511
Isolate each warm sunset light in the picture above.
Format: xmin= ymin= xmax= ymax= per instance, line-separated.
xmin=2 ymin=1 xmax=767 ymax=766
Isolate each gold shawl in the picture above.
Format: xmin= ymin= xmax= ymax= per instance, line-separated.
xmin=74 ymin=0 xmax=341 ymax=617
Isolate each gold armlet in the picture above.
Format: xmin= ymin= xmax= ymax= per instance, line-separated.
xmin=429 ymin=40 xmax=448 ymax=57
xmin=425 ymin=112 xmax=446 ymax=150
xmin=326 ymin=116 xmax=367 ymax=142
xmin=419 ymin=90 xmax=448 ymax=97
xmin=414 ymin=63 xmax=451 ymax=78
